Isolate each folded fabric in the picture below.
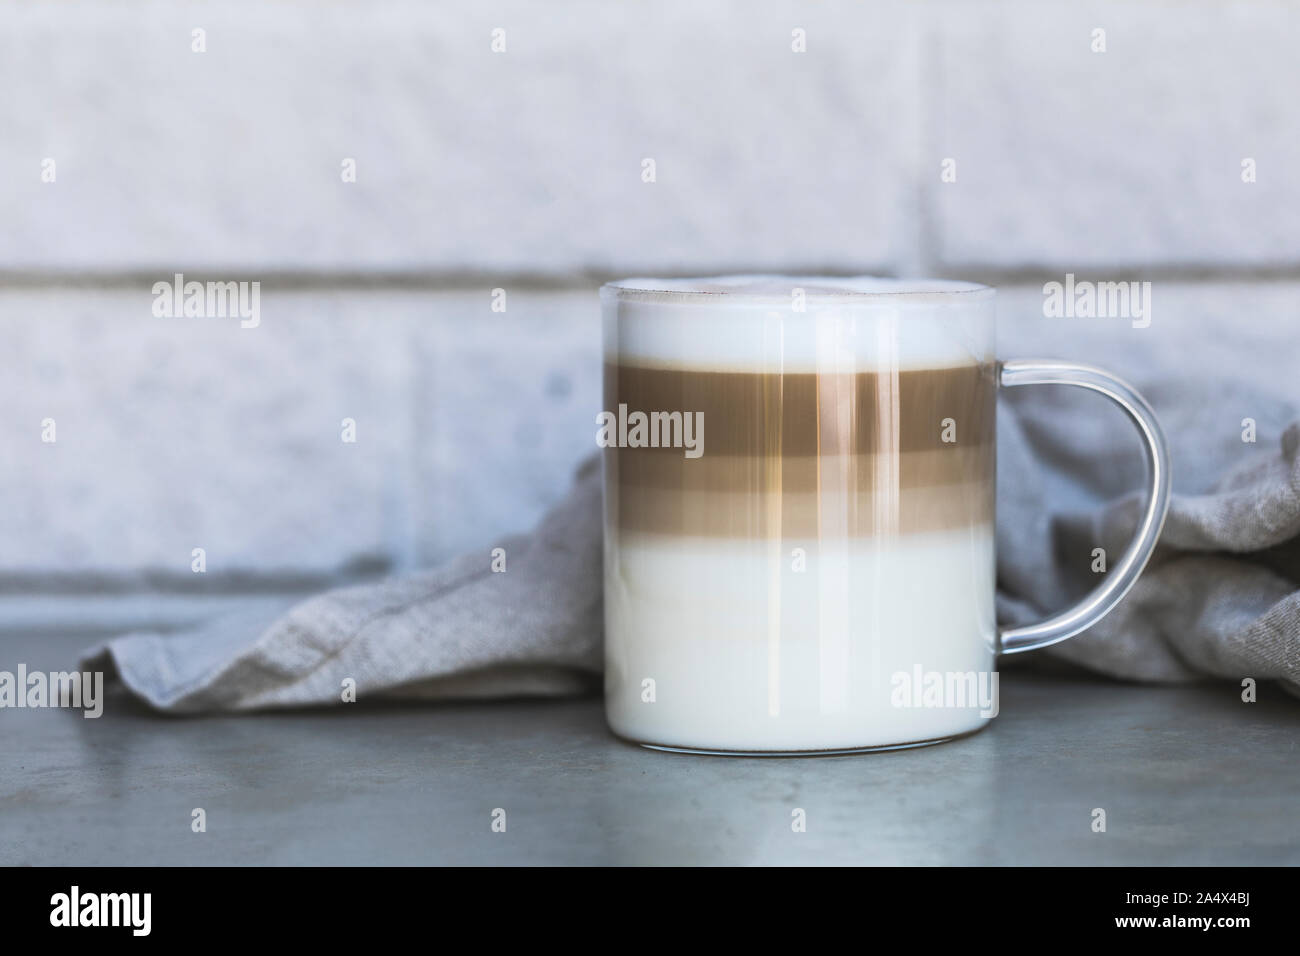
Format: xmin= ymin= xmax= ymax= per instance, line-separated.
xmin=84 ymin=457 xmax=604 ymax=711
xmin=998 ymin=418 xmax=1300 ymax=693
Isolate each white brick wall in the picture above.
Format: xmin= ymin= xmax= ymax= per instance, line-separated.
xmin=1 ymin=290 xmax=418 ymax=578
xmin=0 ymin=287 xmax=602 ymax=579
xmin=1 ymin=0 xmax=1296 ymax=588
xmin=5 ymin=1 xmax=1294 ymax=276
xmin=415 ymin=291 xmax=601 ymax=565
xmin=929 ymin=1 xmax=1300 ymax=269
xmin=0 ymin=0 xmax=920 ymax=274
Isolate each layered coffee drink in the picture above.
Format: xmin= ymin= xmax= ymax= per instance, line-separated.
xmin=601 ymin=276 xmax=999 ymax=753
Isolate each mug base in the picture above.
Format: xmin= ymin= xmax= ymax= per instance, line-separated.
xmin=622 ymin=722 xmax=989 ymax=757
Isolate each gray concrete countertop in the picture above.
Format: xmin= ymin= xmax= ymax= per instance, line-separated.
xmin=2 ymin=629 xmax=1297 ymax=866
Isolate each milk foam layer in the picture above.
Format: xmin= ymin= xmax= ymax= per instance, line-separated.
xmin=602 ymin=274 xmax=996 ymax=373
xmin=604 ymin=526 xmax=997 ymax=752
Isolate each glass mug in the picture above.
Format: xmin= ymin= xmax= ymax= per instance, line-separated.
xmin=600 ymin=276 xmax=1170 ymax=755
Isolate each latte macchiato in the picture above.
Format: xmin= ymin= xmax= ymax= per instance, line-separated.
xmin=600 ymin=276 xmax=1171 ymax=755
xmin=601 ymin=277 xmax=998 ymax=753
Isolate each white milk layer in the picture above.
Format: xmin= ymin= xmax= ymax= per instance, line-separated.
xmin=602 ymin=274 xmax=996 ymax=373
xmin=604 ymin=525 xmax=998 ymax=752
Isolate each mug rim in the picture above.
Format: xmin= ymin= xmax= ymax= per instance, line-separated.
xmin=600 ymin=274 xmax=995 ymax=305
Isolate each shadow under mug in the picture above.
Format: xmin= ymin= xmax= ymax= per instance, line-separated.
xmin=599 ymin=276 xmax=1171 ymax=755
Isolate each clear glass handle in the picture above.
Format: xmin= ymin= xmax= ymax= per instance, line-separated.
xmin=998 ymin=360 xmax=1172 ymax=654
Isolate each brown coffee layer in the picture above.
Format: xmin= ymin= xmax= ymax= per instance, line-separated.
xmin=604 ymin=362 xmax=997 ymax=537
xmin=615 ymin=447 xmax=991 ymax=494
xmin=605 ymin=361 xmax=996 ymax=457
xmin=606 ymin=480 xmax=995 ymax=537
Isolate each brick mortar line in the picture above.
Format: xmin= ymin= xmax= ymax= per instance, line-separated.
xmin=1 ymin=265 xmax=1299 ymax=292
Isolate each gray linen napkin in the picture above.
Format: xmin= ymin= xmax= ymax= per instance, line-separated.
xmin=83 ymin=456 xmax=604 ymax=711
xmin=998 ymin=415 xmax=1300 ymax=690
xmin=85 ymin=353 xmax=1300 ymax=711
